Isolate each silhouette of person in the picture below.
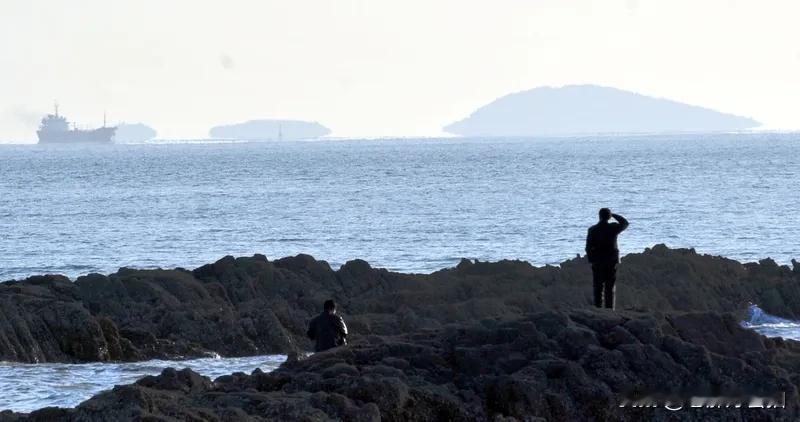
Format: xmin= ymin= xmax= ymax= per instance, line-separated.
xmin=585 ymin=208 xmax=628 ymax=309
xmin=307 ymin=299 xmax=348 ymax=352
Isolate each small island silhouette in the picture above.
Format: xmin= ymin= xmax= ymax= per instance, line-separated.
xmin=445 ymin=84 xmax=761 ymax=137
xmin=209 ymin=119 xmax=331 ymax=141
xmin=115 ymin=123 xmax=157 ymax=143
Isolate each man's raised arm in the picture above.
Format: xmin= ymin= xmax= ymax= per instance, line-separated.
xmin=612 ymin=213 xmax=629 ymax=232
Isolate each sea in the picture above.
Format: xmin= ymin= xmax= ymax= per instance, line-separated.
xmin=1 ymin=133 xmax=799 ymax=412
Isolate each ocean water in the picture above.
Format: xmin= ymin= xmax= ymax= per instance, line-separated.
xmin=0 ymin=134 xmax=798 ymax=281
xmin=0 ymin=355 xmax=285 ymax=413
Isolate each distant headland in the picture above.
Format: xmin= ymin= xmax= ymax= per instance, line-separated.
xmin=209 ymin=119 xmax=331 ymax=141
xmin=444 ymin=84 xmax=761 ymax=137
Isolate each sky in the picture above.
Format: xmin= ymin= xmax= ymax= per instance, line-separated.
xmin=1 ymin=0 xmax=799 ymax=142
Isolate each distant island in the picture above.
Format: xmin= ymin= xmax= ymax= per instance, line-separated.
xmin=115 ymin=123 xmax=157 ymax=143
xmin=444 ymin=85 xmax=761 ymax=136
xmin=209 ymin=119 xmax=331 ymax=141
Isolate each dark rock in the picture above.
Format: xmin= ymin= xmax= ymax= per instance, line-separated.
xmin=2 ymin=246 xmax=800 ymax=364
xmin=4 ymin=310 xmax=798 ymax=421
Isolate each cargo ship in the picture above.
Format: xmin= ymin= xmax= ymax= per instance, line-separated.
xmin=37 ymin=104 xmax=116 ymax=144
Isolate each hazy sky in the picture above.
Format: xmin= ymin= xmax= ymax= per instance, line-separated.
xmin=1 ymin=0 xmax=799 ymax=141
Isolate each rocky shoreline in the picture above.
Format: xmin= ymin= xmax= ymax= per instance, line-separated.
xmin=3 ymin=309 xmax=799 ymax=420
xmin=1 ymin=245 xmax=800 ymax=420
xmin=2 ymin=245 xmax=799 ymax=364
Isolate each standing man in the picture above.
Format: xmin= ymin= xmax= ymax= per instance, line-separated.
xmin=307 ymin=299 xmax=348 ymax=352
xmin=585 ymin=208 xmax=629 ymax=309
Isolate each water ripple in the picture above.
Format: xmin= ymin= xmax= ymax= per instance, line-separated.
xmin=0 ymin=355 xmax=285 ymax=413
xmin=1 ymin=135 xmax=799 ymax=282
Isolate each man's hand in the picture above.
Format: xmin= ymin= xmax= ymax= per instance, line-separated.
xmin=611 ymin=213 xmax=629 ymax=231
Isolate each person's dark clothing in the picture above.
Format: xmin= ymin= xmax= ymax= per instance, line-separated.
xmin=586 ymin=214 xmax=628 ymax=309
xmin=585 ymin=215 xmax=629 ymax=264
xmin=307 ymin=312 xmax=348 ymax=352
xmin=592 ymin=262 xmax=616 ymax=308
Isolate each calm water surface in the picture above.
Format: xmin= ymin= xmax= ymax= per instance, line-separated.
xmin=1 ymin=134 xmax=798 ymax=281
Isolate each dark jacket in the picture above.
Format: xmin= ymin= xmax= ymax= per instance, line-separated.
xmin=307 ymin=312 xmax=348 ymax=352
xmin=586 ymin=214 xmax=629 ymax=264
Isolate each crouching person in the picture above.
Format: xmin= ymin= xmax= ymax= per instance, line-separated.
xmin=307 ymin=299 xmax=348 ymax=352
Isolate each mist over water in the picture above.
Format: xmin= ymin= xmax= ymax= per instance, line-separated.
xmin=0 ymin=134 xmax=798 ymax=282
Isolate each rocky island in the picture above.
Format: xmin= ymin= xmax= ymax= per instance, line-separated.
xmin=209 ymin=119 xmax=331 ymax=141
xmin=444 ymin=85 xmax=762 ymax=137
xmin=2 ymin=245 xmax=799 ymax=420
xmin=114 ymin=123 xmax=157 ymax=143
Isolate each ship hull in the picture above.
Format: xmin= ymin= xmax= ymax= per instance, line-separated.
xmin=37 ymin=127 xmax=116 ymax=144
